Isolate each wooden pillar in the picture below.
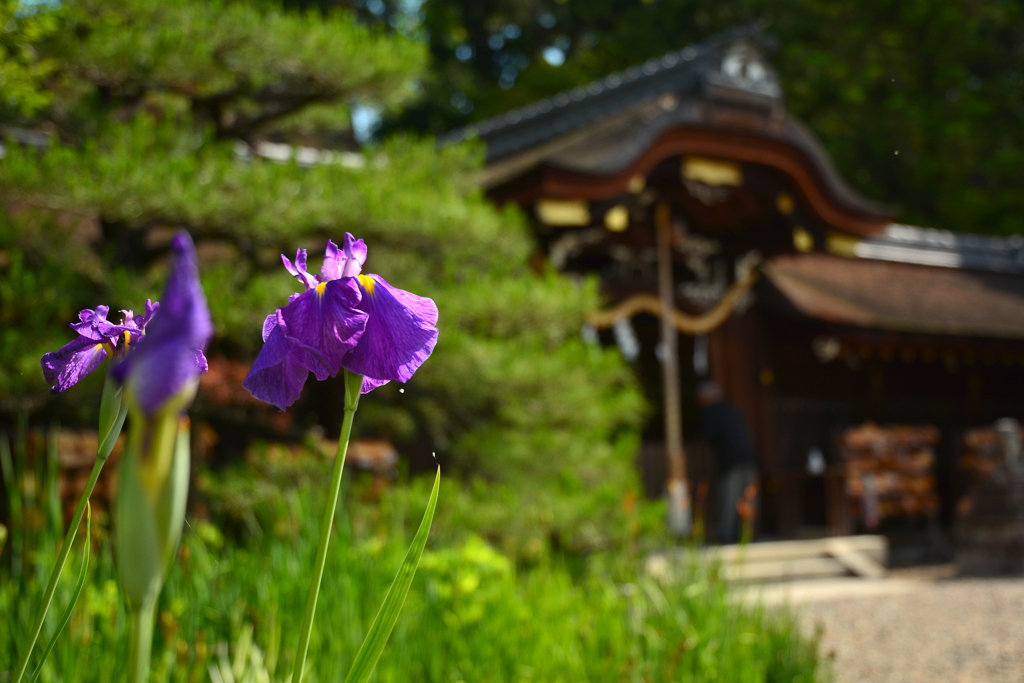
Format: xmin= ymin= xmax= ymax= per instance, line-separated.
xmin=656 ymin=201 xmax=690 ymax=535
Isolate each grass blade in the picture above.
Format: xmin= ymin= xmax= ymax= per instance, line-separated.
xmin=28 ymin=502 xmax=92 ymax=683
xmin=0 ymin=431 xmax=23 ymax=579
xmin=344 ymin=467 xmax=440 ymax=683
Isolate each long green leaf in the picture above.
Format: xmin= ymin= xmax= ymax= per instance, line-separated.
xmin=344 ymin=467 xmax=440 ymax=683
xmin=28 ymin=502 xmax=92 ymax=683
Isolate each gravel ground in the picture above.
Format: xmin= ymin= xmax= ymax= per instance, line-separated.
xmin=796 ymin=571 xmax=1024 ymax=683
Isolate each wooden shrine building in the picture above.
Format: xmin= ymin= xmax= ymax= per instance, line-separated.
xmin=441 ymin=24 xmax=1024 ymax=540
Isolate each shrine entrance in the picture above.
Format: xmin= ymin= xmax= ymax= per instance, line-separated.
xmin=442 ymin=25 xmax=1024 ymax=541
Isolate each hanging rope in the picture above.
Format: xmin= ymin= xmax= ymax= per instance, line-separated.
xmin=587 ymin=267 xmax=760 ymax=335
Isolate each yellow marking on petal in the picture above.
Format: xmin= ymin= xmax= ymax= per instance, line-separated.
xmin=358 ymin=274 xmax=376 ymax=296
xmin=122 ymin=330 xmax=131 ymax=347
xmin=315 ymin=281 xmax=328 ymax=298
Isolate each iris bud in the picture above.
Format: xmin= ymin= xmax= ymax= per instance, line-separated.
xmin=115 ymin=380 xmax=195 ymax=610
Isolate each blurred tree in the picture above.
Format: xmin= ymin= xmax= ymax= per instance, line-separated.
xmin=388 ymin=0 xmax=1024 ymax=235
xmin=0 ymin=0 xmax=58 ymax=118
xmin=0 ymin=0 xmax=645 ymax=550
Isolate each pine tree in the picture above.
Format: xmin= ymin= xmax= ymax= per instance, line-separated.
xmin=0 ymin=0 xmax=645 ymax=552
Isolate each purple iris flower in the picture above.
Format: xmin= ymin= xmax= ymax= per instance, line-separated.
xmin=113 ymin=231 xmax=213 ymax=415
xmin=243 ymin=233 xmax=438 ymax=410
xmin=41 ymin=300 xmax=160 ymax=394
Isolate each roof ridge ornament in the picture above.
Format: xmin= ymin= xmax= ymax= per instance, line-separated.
xmin=704 ymin=39 xmax=782 ymax=102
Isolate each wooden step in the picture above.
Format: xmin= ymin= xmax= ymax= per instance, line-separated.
xmin=708 ymin=535 xmax=887 ymax=565
xmin=722 ymin=556 xmax=849 ymax=583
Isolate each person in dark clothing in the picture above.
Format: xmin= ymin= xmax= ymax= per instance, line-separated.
xmin=698 ymin=381 xmax=759 ymax=543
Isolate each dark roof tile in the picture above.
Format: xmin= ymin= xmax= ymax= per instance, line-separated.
xmin=439 ymin=22 xmax=769 ymax=156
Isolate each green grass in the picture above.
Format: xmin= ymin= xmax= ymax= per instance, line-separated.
xmin=1 ymin=427 xmax=827 ymax=683
xmin=1 ymin=485 xmax=827 ymax=683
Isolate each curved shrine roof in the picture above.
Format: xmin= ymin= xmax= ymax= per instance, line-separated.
xmin=441 ymin=23 xmax=895 ymax=232
xmin=765 ymin=253 xmax=1024 ymax=339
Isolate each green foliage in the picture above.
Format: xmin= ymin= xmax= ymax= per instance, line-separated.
xmin=344 ymin=467 xmax=439 ymax=683
xmin=0 ymin=216 xmax=108 ymax=411
xmin=761 ymin=0 xmax=1024 ymax=235
xmin=1 ymin=491 xmax=828 ymax=683
xmin=394 ymin=0 xmax=1024 ymax=236
xmin=45 ymin=0 xmax=426 ymax=139
xmin=0 ymin=1 xmax=59 ymax=118
xmin=199 ymin=431 xmax=651 ymax=563
xmin=26 ymin=503 xmax=91 ymax=683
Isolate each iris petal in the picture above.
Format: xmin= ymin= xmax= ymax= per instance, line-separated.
xmin=86 ymin=305 xmax=109 ymax=322
xmin=134 ymin=300 xmax=160 ymax=330
xmin=361 ymin=376 xmax=391 ymax=393
xmin=41 ymin=337 xmax=109 ymax=393
xmin=342 ymin=275 xmax=438 ymax=392
xmin=70 ymin=306 xmax=109 ymax=340
xmin=278 ymin=278 xmax=368 ymax=380
xmin=262 ymin=313 xmax=278 ymax=342
xmin=242 ymin=314 xmax=310 ymax=410
xmin=94 ymin=322 xmax=135 ymax=346
xmin=341 ymin=233 xmax=367 ymax=278
xmin=322 ymin=234 xmax=366 ymax=280
xmin=114 ymin=231 xmax=213 ymax=415
xmin=321 ymin=240 xmax=343 ymax=280
xmin=282 ymin=250 xmax=317 ymax=290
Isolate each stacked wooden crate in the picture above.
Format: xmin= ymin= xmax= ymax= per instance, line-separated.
xmin=840 ymin=423 xmax=940 ymax=527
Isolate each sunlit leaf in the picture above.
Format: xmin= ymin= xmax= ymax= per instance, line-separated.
xmin=344 ymin=466 xmax=440 ymax=683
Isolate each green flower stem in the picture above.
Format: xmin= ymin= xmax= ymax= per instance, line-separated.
xmin=291 ymin=370 xmax=363 ymax=683
xmin=127 ymin=600 xmax=156 ymax=683
xmin=12 ymin=373 xmax=127 ymax=683
xmin=10 ymin=459 xmax=96 ymax=683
